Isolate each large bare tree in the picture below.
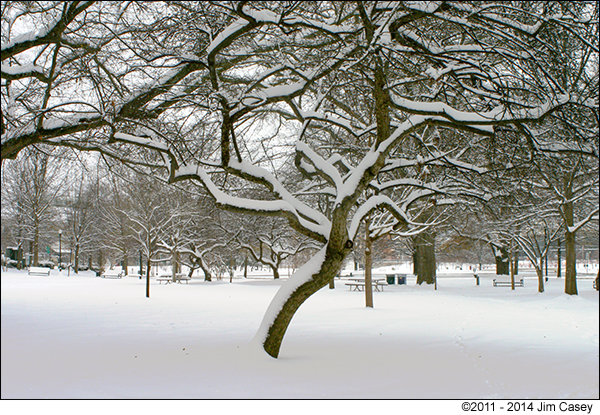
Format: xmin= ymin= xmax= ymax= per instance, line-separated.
xmin=2 ymin=2 xmax=597 ymax=358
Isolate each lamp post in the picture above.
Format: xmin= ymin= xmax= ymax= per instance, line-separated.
xmin=58 ymin=230 xmax=62 ymax=270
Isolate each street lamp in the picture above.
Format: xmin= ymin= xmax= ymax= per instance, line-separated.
xmin=58 ymin=230 xmax=62 ymax=270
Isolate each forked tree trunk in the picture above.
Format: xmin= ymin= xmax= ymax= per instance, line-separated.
xmin=536 ymin=258 xmax=545 ymax=293
xmin=197 ymin=257 xmax=212 ymax=281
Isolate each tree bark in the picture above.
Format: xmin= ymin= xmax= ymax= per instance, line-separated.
xmin=172 ymin=249 xmax=179 ymax=282
xmin=563 ymin=179 xmax=577 ymax=295
xmin=415 ymin=231 xmax=436 ymax=285
xmin=146 ymin=257 xmax=151 ymax=298
xmin=557 ymin=239 xmax=561 ymax=278
xmin=494 ymin=245 xmax=510 ymax=275
xmin=364 ymin=218 xmax=374 ymax=308
xmin=33 ymin=223 xmax=39 ymax=266
xmin=271 ymin=265 xmax=280 ymax=280
xmin=536 ymin=258 xmax=545 ymax=293
xmin=261 ymin=244 xmax=348 ymax=358
xmin=74 ymin=243 xmax=79 ymax=274
xmin=198 ymin=256 xmax=212 ymax=281
xmin=510 ymin=248 xmax=515 ymax=290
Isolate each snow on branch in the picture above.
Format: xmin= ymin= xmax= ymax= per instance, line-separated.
xmin=349 ymin=195 xmax=413 ymax=240
xmin=295 ymin=142 xmax=342 ymax=190
xmin=568 ymin=208 xmax=600 ymax=234
xmin=390 ymin=93 xmax=572 ymax=128
xmin=1 ymin=1 xmax=96 ymax=60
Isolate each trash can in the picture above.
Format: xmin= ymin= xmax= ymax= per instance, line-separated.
xmin=397 ymin=275 xmax=407 ymax=285
xmin=386 ymin=274 xmax=396 ymax=285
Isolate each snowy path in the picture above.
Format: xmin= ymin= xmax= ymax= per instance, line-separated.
xmin=1 ymin=269 xmax=598 ymax=398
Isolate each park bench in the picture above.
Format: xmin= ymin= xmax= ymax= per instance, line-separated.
xmin=157 ymin=273 xmax=191 ymax=284
xmin=493 ymin=278 xmax=524 ymax=288
xmin=28 ymin=266 xmax=50 ymax=276
xmin=102 ymin=270 xmax=123 ymax=279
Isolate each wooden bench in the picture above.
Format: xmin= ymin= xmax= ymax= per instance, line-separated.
xmin=493 ymin=278 xmax=524 ymax=288
xmin=102 ymin=270 xmax=123 ymax=279
xmin=157 ymin=274 xmax=191 ymax=284
xmin=28 ymin=266 xmax=51 ymax=276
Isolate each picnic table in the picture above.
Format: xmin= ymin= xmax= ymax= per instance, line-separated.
xmin=345 ymin=277 xmax=388 ymax=292
xmin=28 ymin=266 xmax=50 ymax=276
xmin=157 ymin=273 xmax=191 ymax=284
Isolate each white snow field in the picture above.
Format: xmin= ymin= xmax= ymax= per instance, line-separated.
xmin=1 ymin=267 xmax=598 ymax=399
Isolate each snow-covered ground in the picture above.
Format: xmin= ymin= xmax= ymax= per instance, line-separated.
xmin=1 ymin=267 xmax=598 ymax=399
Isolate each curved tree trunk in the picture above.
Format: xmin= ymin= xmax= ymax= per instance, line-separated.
xmin=258 ymin=241 xmax=350 ymax=358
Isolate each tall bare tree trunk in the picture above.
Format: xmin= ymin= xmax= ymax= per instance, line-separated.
xmin=33 ymin=221 xmax=40 ymax=266
xmin=494 ymin=245 xmax=510 ymax=275
xmin=172 ymin=250 xmax=179 ymax=282
xmin=510 ymin=247 xmax=515 ymax=290
xmin=364 ymin=218 xmax=373 ymax=308
xmin=557 ymin=239 xmax=561 ymax=278
xmin=74 ymin=243 xmax=79 ymax=274
xmin=563 ymin=178 xmax=577 ymax=295
xmin=146 ymin=257 xmax=151 ymax=298
xmin=415 ymin=231 xmax=436 ymax=285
